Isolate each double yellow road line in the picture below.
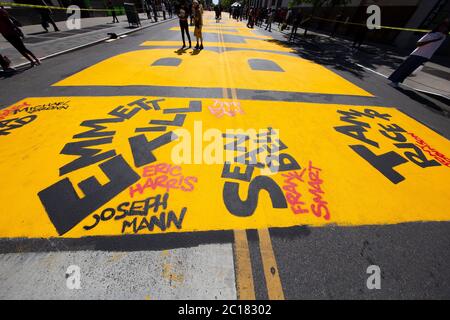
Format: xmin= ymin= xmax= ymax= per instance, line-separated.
xmin=214 ymin=19 xmax=285 ymax=300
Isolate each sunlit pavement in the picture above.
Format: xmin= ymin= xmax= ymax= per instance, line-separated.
xmin=0 ymin=12 xmax=449 ymax=299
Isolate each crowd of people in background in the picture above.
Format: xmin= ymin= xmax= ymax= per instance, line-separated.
xmin=0 ymin=0 xmax=178 ymax=73
xmin=224 ymin=3 xmax=448 ymax=88
xmin=143 ymin=0 xmax=174 ymax=23
xmin=1 ymin=1 xmax=448 ymax=89
xmin=243 ymin=5 xmax=309 ymax=38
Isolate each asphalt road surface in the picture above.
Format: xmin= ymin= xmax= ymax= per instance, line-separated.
xmin=0 ymin=12 xmax=449 ymax=300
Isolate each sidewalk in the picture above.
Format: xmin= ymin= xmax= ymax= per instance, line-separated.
xmin=0 ymin=13 xmax=176 ymax=67
xmin=262 ymin=22 xmax=450 ymax=101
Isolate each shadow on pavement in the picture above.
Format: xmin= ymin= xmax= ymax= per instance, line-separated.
xmin=397 ymin=87 xmax=449 ymax=117
xmin=264 ymin=33 xmax=449 ymax=117
xmin=0 ymin=65 xmax=34 ymax=79
xmin=265 ymin=33 xmax=405 ymax=80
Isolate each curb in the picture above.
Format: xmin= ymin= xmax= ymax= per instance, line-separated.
xmin=11 ymin=17 xmax=177 ymax=69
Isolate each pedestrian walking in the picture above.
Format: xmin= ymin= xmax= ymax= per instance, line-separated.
xmin=265 ymin=9 xmax=274 ymax=32
xmin=193 ymin=0 xmax=203 ymax=50
xmin=281 ymin=8 xmax=291 ymax=31
xmin=0 ymin=7 xmax=40 ymax=66
xmin=162 ymin=2 xmax=166 ymax=20
xmin=351 ymin=24 xmax=368 ymax=50
xmin=289 ymin=11 xmax=302 ymax=42
xmin=152 ymin=1 xmax=158 ymax=22
xmin=215 ymin=5 xmax=221 ymax=22
xmin=144 ymin=0 xmax=152 ymax=20
xmin=257 ymin=8 xmax=265 ymax=27
xmin=330 ymin=13 xmax=342 ymax=38
xmin=38 ymin=1 xmax=59 ymax=32
xmin=388 ymin=19 xmax=449 ymax=87
xmin=254 ymin=8 xmax=260 ymax=27
xmin=108 ymin=1 xmax=119 ymax=23
xmin=167 ymin=2 xmax=172 ymax=18
xmin=246 ymin=7 xmax=254 ymax=29
xmin=178 ymin=3 xmax=191 ymax=49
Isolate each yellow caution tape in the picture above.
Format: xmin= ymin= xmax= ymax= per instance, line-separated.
xmin=0 ymin=2 xmax=113 ymax=12
xmin=311 ymin=16 xmax=449 ymax=34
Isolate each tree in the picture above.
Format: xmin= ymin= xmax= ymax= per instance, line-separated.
xmin=220 ymin=0 xmax=234 ymax=10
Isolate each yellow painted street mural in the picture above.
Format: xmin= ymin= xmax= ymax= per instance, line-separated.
xmin=0 ymin=97 xmax=449 ymax=238
xmin=54 ymin=48 xmax=370 ymax=97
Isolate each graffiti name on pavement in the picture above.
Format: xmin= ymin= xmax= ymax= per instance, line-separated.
xmin=208 ymin=100 xmax=244 ymax=118
xmin=0 ymin=101 xmax=30 ymax=120
xmin=83 ymin=192 xmax=187 ymax=234
xmin=0 ymin=115 xmax=37 ymax=136
xmin=14 ymin=101 xmax=71 ymax=115
xmin=1 ymin=98 xmax=450 ymax=238
xmin=221 ymin=127 xmax=299 ymax=217
xmin=282 ymin=161 xmax=330 ymax=221
xmin=38 ymin=97 xmax=200 ymax=236
xmin=129 ymin=163 xmax=198 ymax=197
xmin=334 ymin=108 xmax=442 ymax=184
xmin=407 ymin=132 xmax=450 ymax=168
xmin=0 ymin=101 xmax=71 ymax=137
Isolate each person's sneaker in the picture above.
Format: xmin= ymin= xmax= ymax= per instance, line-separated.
xmin=199 ymin=44 xmax=203 ymax=50
xmin=195 ymin=45 xmax=199 ymax=50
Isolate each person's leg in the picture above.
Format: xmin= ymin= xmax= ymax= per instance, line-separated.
xmin=6 ymin=36 xmax=39 ymax=65
xmin=49 ymin=16 xmax=59 ymax=31
xmin=41 ymin=19 xmax=49 ymax=32
xmin=292 ymin=26 xmax=298 ymax=41
xmin=180 ymin=21 xmax=186 ymax=46
xmin=186 ymin=24 xmax=192 ymax=47
xmin=182 ymin=21 xmax=191 ymax=47
xmin=389 ymin=55 xmax=427 ymax=84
